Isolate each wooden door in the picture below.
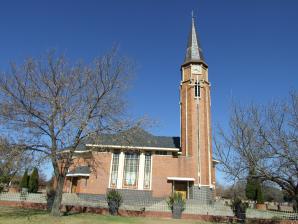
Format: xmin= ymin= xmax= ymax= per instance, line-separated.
xmin=174 ymin=182 xmax=187 ymax=199
xmin=71 ymin=177 xmax=78 ymax=193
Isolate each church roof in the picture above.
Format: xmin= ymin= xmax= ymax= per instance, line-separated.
xmin=184 ymin=16 xmax=205 ymax=64
xmin=72 ymin=127 xmax=180 ymax=152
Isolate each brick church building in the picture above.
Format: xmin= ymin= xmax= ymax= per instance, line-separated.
xmin=63 ymin=16 xmax=217 ymax=204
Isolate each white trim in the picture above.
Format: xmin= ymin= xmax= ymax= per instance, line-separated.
xmin=117 ymin=151 xmax=125 ymax=189
xmin=185 ymin=86 xmax=188 ymax=156
xmin=154 ymin=154 xmax=174 ymax=157
xmin=150 ymin=153 xmax=153 ymax=190
xmin=197 ymin=94 xmax=201 ymax=184
xmin=66 ymin=173 xmax=90 ymax=177
xmin=108 ymin=152 xmax=114 ymax=188
xmin=167 ymin=177 xmax=195 ymax=181
xmin=212 ymin=159 xmax=220 ymax=164
xmin=86 ymin=144 xmax=179 ymax=152
xmin=138 ymin=152 xmax=145 ymax=190
xmin=206 ymin=87 xmax=212 ymax=186
xmin=187 ymin=181 xmax=190 ymax=199
xmin=199 ymin=184 xmax=214 ymax=188
xmin=60 ymin=150 xmax=91 ymax=154
xmin=74 ymin=150 xmax=91 ymax=153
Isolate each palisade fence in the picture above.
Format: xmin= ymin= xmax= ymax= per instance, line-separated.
xmin=0 ymin=192 xmax=297 ymax=220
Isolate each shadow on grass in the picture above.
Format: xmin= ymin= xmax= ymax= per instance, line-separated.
xmin=0 ymin=206 xmax=48 ymax=219
xmin=62 ymin=211 xmax=138 ymax=223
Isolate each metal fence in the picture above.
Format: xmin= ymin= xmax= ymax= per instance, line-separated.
xmin=0 ymin=192 xmax=297 ymax=220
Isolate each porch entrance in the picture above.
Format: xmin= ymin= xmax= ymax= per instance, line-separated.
xmin=167 ymin=177 xmax=195 ymax=200
xmin=174 ymin=181 xmax=187 ymax=199
xmin=71 ymin=177 xmax=78 ymax=193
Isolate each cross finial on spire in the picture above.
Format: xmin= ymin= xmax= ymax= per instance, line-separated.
xmin=191 ymin=10 xmax=195 ymax=19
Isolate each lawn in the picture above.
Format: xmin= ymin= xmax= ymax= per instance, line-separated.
xmin=0 ymin=206 xmax=214 ymax=224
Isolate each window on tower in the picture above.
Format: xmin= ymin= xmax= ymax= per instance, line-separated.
xmin=195 ymin=82 xmax=200 ymax=98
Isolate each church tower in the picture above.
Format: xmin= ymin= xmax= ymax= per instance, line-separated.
xmin=180 ymin=15 xmax=214 ymax=188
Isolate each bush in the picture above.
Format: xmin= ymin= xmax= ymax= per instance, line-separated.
xmin=167 ymin=192 xmax=186 ymax=219
xmin=0 ymin=183 xmax=4 ymax=193
xmin=106 ymin=189 xmax=122 ymax=215
xmin=20 ymin=169 xmax=29 ymax=189
xmin=256 ymin=184 xmax=264 ymax=204
xmin=28 ymin=167 xmax=39 ymax=193
xmin=245 ymin=176 xmax=256 ymax=200
xmin=231 ymin=197 xmax=248 ymax=223
xmin=245 ymin=171 xmax=264 ymax=204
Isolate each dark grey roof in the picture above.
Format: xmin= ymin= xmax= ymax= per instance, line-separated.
xmin=75 ymin=127 xmax=180 ymax=151
xmin=184 ymin=16 xmax=205 ymax=63
xmin=67 ymin=166 xmax=90 ymax=175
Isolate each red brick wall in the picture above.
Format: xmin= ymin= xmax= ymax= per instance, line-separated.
xmin=151 ymin=155 xmax=197 ymax=197
xmin=63 ymin=152 xmax=112 ymax=195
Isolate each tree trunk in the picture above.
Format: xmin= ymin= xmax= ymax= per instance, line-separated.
xmin=50 ymin=175 xmax=65 ymax=216
xmin=294 ymin=195 xmax=298 ymax=212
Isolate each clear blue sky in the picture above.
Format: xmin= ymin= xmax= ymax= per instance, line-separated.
xmin=0 ymin=0 xmax=297 ymax=183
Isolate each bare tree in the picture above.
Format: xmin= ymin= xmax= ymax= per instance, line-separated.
xmin=214 ymin=92 xmax=298 ymax=210
xmin=0 ymin=48 xmax=135 ymax=216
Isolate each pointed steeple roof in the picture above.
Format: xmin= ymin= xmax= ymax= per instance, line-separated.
xmin=184 ymin=15 xmax=205 ymax=64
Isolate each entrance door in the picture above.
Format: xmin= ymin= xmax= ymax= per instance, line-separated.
xmin=71 ymin=177 xmax=78 ymax=193
xmin=174 ymin=181 xmax=187 ymax=199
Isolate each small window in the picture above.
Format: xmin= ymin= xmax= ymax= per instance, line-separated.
xmin=195 ymin=82 xmax=200 ymax=97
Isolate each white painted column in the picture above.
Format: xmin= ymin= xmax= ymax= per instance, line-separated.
xmin=138 ymin=152 xmax=145 ymax=190
xmin=173 ymin=180 xmax=175 ymax=193
xmin=187 ymin=181 xmax=190 ymax=199
xmin=117 ymin=151 xmax=125 ymax=189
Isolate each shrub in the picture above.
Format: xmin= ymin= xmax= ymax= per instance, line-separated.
xmin=20 ymin=169 xmax=29 ymax=189
xmin=245 ymin=171 xmax=264 ymax=204
xmin=256 ymin=184 xmax=264 ymax=204
xmin=231 ymin=197 xmax=248 ymax=223
xmin=167 ymin=192 xmax=186 ymax=219
xmin=28 ymin=167 xmax=39 ymax=193
xmin=106 ymin=189 xmax=122 ymax=215
xmin=0 ymin=183 xmax=4 ymax=193
xmin=245 ymin=176 xmax=256 ymax=200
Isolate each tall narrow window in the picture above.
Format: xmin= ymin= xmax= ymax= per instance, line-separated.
xmin=195 ymin=82 xmax=200 ymax=97
xmin=143 ymin=152 xmax=152 ymax=189
xmin=110 ymin=152 xmax=120 ymax=188
xmin=123 ymin=152 xmax=139 ymax=188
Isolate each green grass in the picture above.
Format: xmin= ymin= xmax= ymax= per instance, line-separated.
xmin=0 ymin=206 xmax=214 ymax=224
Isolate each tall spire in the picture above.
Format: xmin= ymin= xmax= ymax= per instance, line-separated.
xmin=184 ymin=12 xmax=205 ymax=63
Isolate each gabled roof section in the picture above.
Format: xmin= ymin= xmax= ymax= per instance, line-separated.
xmin=184 ymin=15 xmax=205 ymax=64
xmin=96 ymin=127 xmax=180 ymax=148
xmin=72 ymin=127 xmax=180 ymax=152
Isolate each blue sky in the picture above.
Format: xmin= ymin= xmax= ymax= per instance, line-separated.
xmin=0 ymin=0 xmax=297 ymax=183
